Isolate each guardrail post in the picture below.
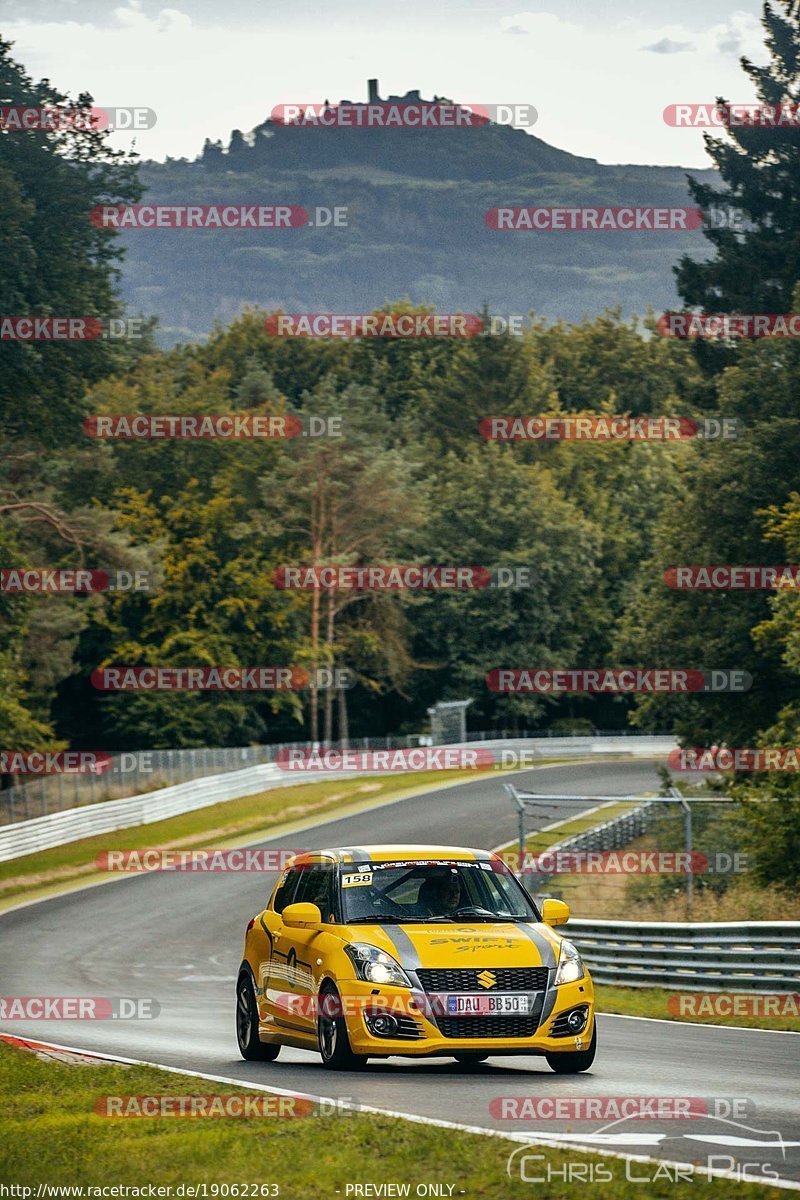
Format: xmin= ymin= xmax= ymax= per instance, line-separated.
xmin=504 ymin=783 xmax=526 ymax=867
xmin=671 ymin=786 xmax=693 ymax=919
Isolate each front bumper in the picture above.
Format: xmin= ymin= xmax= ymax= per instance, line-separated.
xmin=340 ymin=975 xmax=594 ymax=1057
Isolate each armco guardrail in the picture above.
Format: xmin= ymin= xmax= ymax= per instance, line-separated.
xmin=548 ymin=801 xmax=654 ymax=856
xmin=0 ymin=731 xmax=672 ymax=825
xmin=0 ymin=740 xmax=406 ymax=824
xmin=0 ymin=734 xmax=675 ymax=864
xmin=488 ymin=735 xmax=675 ymax=761
xmin=564 ymin=919 xmax=800 ymax=992
xmin=503 ymin=798 xmax=655 ymax=881
xmin=0 ymin=763 xmax=337 ymax=863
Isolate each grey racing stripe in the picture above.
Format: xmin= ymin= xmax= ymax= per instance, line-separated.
xmin=339 ymin=847 xmax=372 ymax=862
xmin=538 ymin=972 xmax=559 ymax=1027
xmin=381 ymin=927 xmax=429 ymax=1019
xmin=514 ymin=922 xmax=558 ymax=968
xmin=381 ymin=925 xmax=422 ymax=971
xmin=516 ymin=925 xmax=561 ymax=1028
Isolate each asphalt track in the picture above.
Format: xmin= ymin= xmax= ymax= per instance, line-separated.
xmin=1 ymin=759 xmax=799 ymax=1186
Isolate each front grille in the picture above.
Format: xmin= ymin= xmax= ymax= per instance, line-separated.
xmin=393 ymin=1016 xmax=424 ymax=1039
xmin=417 ymin=967 xmax=549 ymax=993
xmin=437 ymin=1014 xmax=540 ymax=1039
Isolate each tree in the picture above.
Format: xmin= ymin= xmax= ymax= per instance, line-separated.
xmin=65 ymin=347 xmax=304 ymax=749
xmin=0 ymin=38 xmax=142 ymax=443
xmin=0 ymin=39 xmax=145 ymax=748
xmin=408 ymin=444 xmax=600 ymax=730
xmin=729 ymin=702 xmax=800 ymax=891
xmin=258 ymin=381 xmax=423 ymax=743
xmin=0 ymin=521 xmax=56 ymax=750
xmin=403 ymin=325 xmax=533 ymax=457
xmin=675 ymin=1 xmax=800 ymax=316
xmin=617 ymin=328 xmax=800 ymax=746
xmin=618 ymin=2 xmax=800 ymax=752
xmin=525 ymin=309 xmax=703 ymax=417
xmin=722 ymin=488 xmax=800 ymax=890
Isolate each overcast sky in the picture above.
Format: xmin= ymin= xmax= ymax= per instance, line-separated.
xmin=0 ymin=0 xmax=769 ymax=166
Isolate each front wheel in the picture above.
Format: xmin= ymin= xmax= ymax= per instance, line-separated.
xmin=236 ymin=973 xmax=280 ymax=1061
xmin=318 ymin=982 xmax=368 ymax=1071
xmin=545 ymin=1021 xmax=597 ymax=1074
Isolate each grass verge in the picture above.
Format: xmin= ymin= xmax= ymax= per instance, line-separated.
xmin=0 ymin=1039 xmax=778 ymax=1199
xmin=596 ymin=983 xmax=800 ymax=1032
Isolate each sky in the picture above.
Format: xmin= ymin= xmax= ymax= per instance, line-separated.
xmin=0 ymin=0 xmax=770 ymax=167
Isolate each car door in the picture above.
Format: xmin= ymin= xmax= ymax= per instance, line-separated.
xmin=257 ymin=866 xmax=301 ymax=1029
xmin=275 ymin=860 xmax=337 ymax=1034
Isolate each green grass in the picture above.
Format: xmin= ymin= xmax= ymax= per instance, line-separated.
xmin=596 ymin=983 xmax=800 ymax=1032
xmin=0 ymin=769 xmax=490 ymax=908
xmin=0 ymin=1040 xmax=778 ymax=1198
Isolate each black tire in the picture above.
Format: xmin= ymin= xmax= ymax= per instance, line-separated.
xmin=236 ymin=972 xmax=280 ymax=1062
xmin=317 ymin=982 xmax=368 ymax=1071
xmin=453 ymin=1053 xmax=489 ymax=1065
xmin=545 ymin=1020 xmax=597 ymax=1074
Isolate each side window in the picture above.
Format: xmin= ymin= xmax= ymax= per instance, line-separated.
xmin=272 ymin=868 xmax=300 ymax=914
xmin=293 ymin=864 xmax=335 ymax=922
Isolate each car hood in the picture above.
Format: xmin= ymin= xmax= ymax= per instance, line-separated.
xmin=343 ymin=920 xmax=561 ymax=971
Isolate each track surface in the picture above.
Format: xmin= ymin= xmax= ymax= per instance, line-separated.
xmin=2 ymin=760 xmax=799 ymax=1185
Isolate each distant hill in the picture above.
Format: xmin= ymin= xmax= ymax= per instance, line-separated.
xmin=119 ymin=81 xmax=717 ymax=344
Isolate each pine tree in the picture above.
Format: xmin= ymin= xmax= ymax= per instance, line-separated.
xmin=675 ymin=1 xmax=800 ymax=315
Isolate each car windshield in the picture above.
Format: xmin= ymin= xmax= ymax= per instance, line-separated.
xmin=339 ymin=859 xmax=538 ymax=924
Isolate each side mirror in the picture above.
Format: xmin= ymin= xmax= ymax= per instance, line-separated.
xmin=281 ymin=902 xmax=322 ymax=929
xmin=542 ymin=898 xmax=570 ymax=927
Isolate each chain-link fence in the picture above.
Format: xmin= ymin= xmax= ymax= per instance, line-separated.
xmin=1 ymin=727 xmax=660 ymax=826
xmin=0 ymin=737 xmax=415 ymax=824
xmin=502 ymin=786 xmax=756 ymax=922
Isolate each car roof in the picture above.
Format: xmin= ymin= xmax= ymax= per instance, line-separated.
xmin=287 ymin=845 xmax=497 ymax=866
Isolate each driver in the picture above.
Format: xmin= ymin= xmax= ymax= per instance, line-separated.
xmin=419 ymin=870 xmax=462 ymax=916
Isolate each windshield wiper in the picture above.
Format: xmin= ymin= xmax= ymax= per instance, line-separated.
xmin=417 ymin=914 xmax=523 ymax=923
xmin=346 ymin=914 xmax=524 ymax=925
xmin=347 ymin=915 xmax=408 ymax=924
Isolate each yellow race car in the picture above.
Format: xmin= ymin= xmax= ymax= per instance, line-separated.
xmin=236 ymin=844 xmax=596 ymax=1071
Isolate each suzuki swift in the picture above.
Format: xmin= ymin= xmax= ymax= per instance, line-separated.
xmin=236 ymin=844 xmax=596 ymax=1071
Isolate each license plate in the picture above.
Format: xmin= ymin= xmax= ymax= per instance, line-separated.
xmin=444 ymin=993 xmax=533 ymax=1016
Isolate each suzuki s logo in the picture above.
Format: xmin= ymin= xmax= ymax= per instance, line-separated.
xmin=477 ymin=970 xmax=497 ymax=989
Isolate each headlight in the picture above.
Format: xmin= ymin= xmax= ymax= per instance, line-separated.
xmin=554 ymin=939 xmax=585 ymax=985
xmin=345 ymin=943 xmax=411 ymax=987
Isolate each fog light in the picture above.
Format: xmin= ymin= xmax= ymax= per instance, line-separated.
xmin=366 ymin=1013 xmax=398 ymax=1037
xmin=566 ymin=1008 xmax=587 ymax=1033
